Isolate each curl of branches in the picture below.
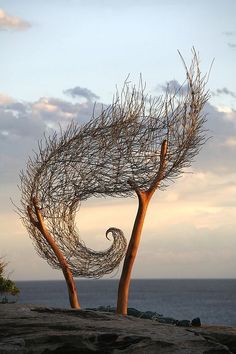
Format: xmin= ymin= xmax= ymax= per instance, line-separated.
xmin=18 ymin=49 xmax=209 ymax=277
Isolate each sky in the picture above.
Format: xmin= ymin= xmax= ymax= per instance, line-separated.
xmin=0 ymin=0 xmax=236 ymax=280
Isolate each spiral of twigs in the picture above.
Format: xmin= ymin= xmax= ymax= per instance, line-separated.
xmin=18 ymin=49 xmax=209 ymax=278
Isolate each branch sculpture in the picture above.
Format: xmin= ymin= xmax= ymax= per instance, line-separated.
xmin=18 ymin=49 xmax=209 ymax=311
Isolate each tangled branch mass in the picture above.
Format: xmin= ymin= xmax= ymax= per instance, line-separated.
xmin=19 ymin=50 xmax=209 ymax=278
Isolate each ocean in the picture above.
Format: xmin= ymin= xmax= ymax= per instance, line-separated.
xmin=15 ymin=279 xmax=236 ymax=326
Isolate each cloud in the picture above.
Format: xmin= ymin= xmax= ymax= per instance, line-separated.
xmin=0 ymin=93 xmax=104 ymax=140
xmin=228 ymin=42 xmax=236 ymax=48
xmin=64 ymin=86 xmax=100 ymax=101
xmin=222 ymin=31 xmax=236 ymax=48
xmin=215 ymin=105 xmax=236 ymax=122
xmin=192 ymin=102 xmax=236 ymax=175
xmin=160 ymin=79 xmax=182 ymax=91
xmin=224 ymin=31 xmax=235 ymax=36
xmin=0 ymin=88 xmax=106 ymax=184
xmin=211 ymin=87 xmax=236 ymax=98
xmin=0 ymin=93 xmax=14 ymax=104
xmin=157 ymin=79 xmax=188 ymax=95
xmin=223 ymin=31 xmax=236 ymax=36
xmin=0 ymin=87 xmax=235 ymax=189
xmin=224 ymin=137 xmax=236 ymax=147
xmin=155 ymin=82 xmax=236 ymax=176
xmin=0 ymin=8 xmax=31 ymax=31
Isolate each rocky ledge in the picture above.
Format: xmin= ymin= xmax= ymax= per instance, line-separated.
xmin=0 ymin=304 xmax=235 ymax=353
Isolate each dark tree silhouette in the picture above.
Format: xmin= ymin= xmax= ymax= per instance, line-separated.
xmin=0 ymin=258 xmax=20 ymax=302
xmin=18 ymin=49 xmax=209 ymax=312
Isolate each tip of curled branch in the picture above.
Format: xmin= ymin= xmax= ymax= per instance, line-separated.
xmin=106 ymin=227 xmax=125 ymax=241
xmin=105 ymin=229 xmax=111 ymax=240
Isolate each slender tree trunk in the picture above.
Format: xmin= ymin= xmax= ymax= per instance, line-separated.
xmin=61 ymin=264 xmax=80 ymax=309
xmin=27 ymin=198 xmax=80 ymax=309
xmin=116 ymin=140 xmax=167 ymax=315
xmin=117 ymin=191 xmax=151 ymax=315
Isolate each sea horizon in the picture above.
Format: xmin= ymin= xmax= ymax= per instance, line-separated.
xmin=13 ymin=277 xmax=236 ymax=281
xmin=13 ymin=279 xmax=236 ymax=327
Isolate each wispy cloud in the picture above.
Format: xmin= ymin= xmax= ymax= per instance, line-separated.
xmin=0 ymin=8 xmax=31 ymax=31
xmin=223 ymin=30 xmax=236 ymax=36
xmin=157 ymin=79 xmax=189 ymax=95
xmin=222 ymin=31 xmax=236 ymax=48
xmin=212 ymin=87 xmax=236 ymax=98
xmin=228 ymin=42 xmax=236 ymax=48
xmin=64 ymin=86 xmax=100 ymax=101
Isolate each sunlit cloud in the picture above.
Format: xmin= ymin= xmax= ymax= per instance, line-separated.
xmin=0 ymin=93 xmax=14 ymax=104
xmin=215 ymin=105 xmax=236 ymax=122
xmin=224 ymin=137 xmax=236 ymax=147
xmin=0 ymin=91 xmax=103 ymax=140
xmin=33 ymin=98 xmax=59 ymax=113
xmin=0 ymin=8 xmax=31 ymax=31
xmin=216 ymin=105 xmax=234 ymax=114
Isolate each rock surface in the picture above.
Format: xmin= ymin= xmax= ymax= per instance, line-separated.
xmin=0 ymin=304 xmax=235 ymax=353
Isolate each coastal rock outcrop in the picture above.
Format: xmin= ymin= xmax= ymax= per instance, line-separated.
xmin=0 ymin=304 xmax=235 ymax=353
